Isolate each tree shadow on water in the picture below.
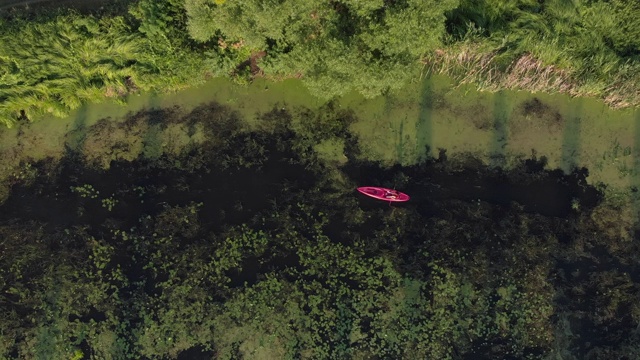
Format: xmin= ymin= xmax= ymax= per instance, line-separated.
xmin=561 ymin=98 xmax=582 ymax=173
xmin=142 ymin=93 xmax=164 ymax=160
xmin=343 ymin=153 xmax=602 ymax=219
xmin=490 ymin=90 xmax=509 ymax=168
xmin=64 ymin=104 xmax=88 ymax=152
xmin=416 ymin=78 xmax=434 ymax=161
xmin=0 ymin=102 xmax=321 ymax=238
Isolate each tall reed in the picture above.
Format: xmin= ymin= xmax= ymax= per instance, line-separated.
xmin=436 ymin=0 xmax=640 ymax=108
xmin=0 ymin=8 xmax=207 ymax=127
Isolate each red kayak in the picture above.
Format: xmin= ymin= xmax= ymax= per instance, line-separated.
xmin=357 ymin=187 xmax=410 ymax=202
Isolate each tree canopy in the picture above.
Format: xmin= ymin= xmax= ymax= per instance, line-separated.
xmin=185 ymin=0 xmax=459 ymax=98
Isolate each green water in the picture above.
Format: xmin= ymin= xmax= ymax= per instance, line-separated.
xmin=1 ymin=75 xmax=638 ymax=189
xmin=340 ymin=76 xmax=639 ymax=189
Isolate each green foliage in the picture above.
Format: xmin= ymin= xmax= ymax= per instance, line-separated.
xmin=186 ymin=0 xmax=458 ymax=98
xmin=0 ymin=15 xmax=138 ymax=126
xmin=70 ymin=184 xmax=99 ymax=199
xmin=581 ymin=0 xmax=640 ymax=57
xmin=0 ymin=223 xmax=128 ymax=358
xmin=129 ymin=0 xmax=186 ymax=40
xmin=1 ymin=0 xmax=637 ymax=130
xmin=101 ymin=196 xmax=119 ymax=211
xmin=0 ymin=6 xmax=208 ymax=128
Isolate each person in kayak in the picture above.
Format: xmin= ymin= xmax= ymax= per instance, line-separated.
xmin=384 ymin=190 xmax=399 ymax=199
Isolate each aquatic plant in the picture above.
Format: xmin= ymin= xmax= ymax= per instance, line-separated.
xmin=101 ymin=196 xmax=119 ymax=211
xmin=70 ymin=184 xmax=99 ymax=199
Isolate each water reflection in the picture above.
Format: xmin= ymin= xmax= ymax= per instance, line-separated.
xmin=416 ymin=78 xmax=434 ymax=160
xmin=490 ymin=90 xmax=508 ymax=168
xmin=561 ymin=98 xmax=583 ymax=173
xmin=142 ymin=93 xmax=164 ymax=160
xmin=65 ymin=104 xmax=88 ymax=152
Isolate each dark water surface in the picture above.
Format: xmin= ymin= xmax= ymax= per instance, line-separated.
xmin=0 ymin=148 xmax=602 ymax=235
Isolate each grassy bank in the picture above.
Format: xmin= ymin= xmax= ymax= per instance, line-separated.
xmin=428 ymin=0 xmax=640 ymax=108
xmin=0 ymin=1 xmax=209 ymax=127
xmin=1 ymin=0 xmax=638 ymax=128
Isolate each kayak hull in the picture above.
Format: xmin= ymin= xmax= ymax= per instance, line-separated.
xmin=357 ymin=187 xmax=410 ymax=202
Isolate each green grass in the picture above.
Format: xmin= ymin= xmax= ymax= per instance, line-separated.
xmin=0 ymin=6 xmax=208 ymax=127
xmin=433 ymin=0 xmax=640 ymax=108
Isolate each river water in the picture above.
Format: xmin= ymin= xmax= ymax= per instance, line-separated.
xmin=1 ymin=76 xmax=639 ymax=359
xmin=1 ymin=75 xmax=638 ymax=189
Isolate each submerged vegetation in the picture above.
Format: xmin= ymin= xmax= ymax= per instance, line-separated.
xmin=1 ymin=0 xmax=639 ymax=127
xmin=1 ymin=102 xmax=639 ymax=359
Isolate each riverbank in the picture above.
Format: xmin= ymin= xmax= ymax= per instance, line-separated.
xmin=1 ymin=0 xmax=638 ymax=128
